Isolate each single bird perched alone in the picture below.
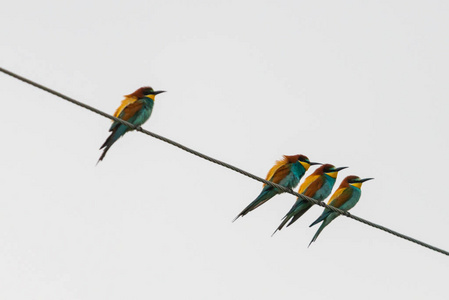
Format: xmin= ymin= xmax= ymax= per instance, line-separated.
xmin=272 ymin=164 xmax=347 ymax=236
xmin=233 ymin=154 xmax=320 ymax=222
xmin=98 ymin=86 xmax=165 ymax=163
xmin=308 ymin=175 xmax=373 ymax=246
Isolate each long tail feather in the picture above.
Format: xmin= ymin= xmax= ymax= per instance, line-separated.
xmin=272 ymin=202 xmax=312 ymax=236
xmin=233 ymin=188 xmax=277 ymax=222
xmin=97 ymin=145 xmax=111 ymax=164
xmin=286 ymin=207 xmax=309 ymax=227
xmin=97 ymin=125 xmax=128 ymax=163
xmin=99 ymin=132 xmax=113 ymax=150
xmin=272 ymin=215 xmax=290 ymax=236
xmin=309 ymin=210 xmax=332 ymax=227
xmin=308 ymin=213 xmax=338 ymax=247
xmin=308 ymin=221 xmax=328 ymax=247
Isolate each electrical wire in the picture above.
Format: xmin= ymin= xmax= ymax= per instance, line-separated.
xmin=1 ymin=66 xmax=448 ymax=257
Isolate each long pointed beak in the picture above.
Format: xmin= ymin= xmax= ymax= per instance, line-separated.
xmin=153 ymin=90 xmax=166 ymax=95
xmin=333 ymin=166 xmax=348 ymax=172
xmin=309 ymin=162 xmax=321 ymax=166
xmin=359 ymin=177 xmax=374 ymax=183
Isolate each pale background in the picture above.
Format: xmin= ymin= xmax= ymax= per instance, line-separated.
xmin=1 ymin=1 xmax=449 ymax=299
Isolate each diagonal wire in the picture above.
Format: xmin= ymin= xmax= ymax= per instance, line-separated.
xmin=1 ymin=66 xmax=448 ymax=257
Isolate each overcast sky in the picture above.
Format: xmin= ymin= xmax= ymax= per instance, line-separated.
xmin=1 ymin=1 xmax=449 ymax=299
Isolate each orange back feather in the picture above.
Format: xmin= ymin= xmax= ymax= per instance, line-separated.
xmin=117 ymin=101 xmax=144 ymax=121
xmin=264 ymin=156 xmax=289 ymax=183
xmin=299 ymin=175 xmax=324 ymax=197
xmin=327 ymin=176 xmax=356 ymax=207
xmin=113 ymin=96 xmax=138 ymax=118
xmin=263 ymin=155 xmax=302 ymax=186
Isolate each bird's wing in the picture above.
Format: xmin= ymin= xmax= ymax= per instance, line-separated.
xmin=109 ymin=100 xmax=144 ymax=132
xmin=113 ymin=96 xmax=137 ymax=118
xmin=264 ymin=157 xmax=289 ymax=184
xmin=328 ymin=187 xmax=353 ymax=208
xmin=117 ymin=100 xmax=144 ymax=122
xmin=299 ymin=175 xmax=323 ymax=196
xmin=267 ymin=163 xmax=292 ymax=185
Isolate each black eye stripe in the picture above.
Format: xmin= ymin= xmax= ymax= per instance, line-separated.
xmin=144 ymin=88 xmax=154 ymax=95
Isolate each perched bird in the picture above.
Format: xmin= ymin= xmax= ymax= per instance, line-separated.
xmin=308 ymin=175 xmax=373 ymax=246
xmin=98 ymin=86 xmax=165 ymax=163
xmin=272 ymin=164 xmax=347 ymax=235
xmin=233 ymin=154 xmax=320 ymax=221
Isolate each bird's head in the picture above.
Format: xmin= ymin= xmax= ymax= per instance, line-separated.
xmin=343 ymin=175 xmax=374 ymax=189
xmin=127 ymin=86 xmax=166 ymax=100
xmin=295 ymin=154 xmax=320 ymax=171
xmin=314 ymin=164 xmax=348 ymax=178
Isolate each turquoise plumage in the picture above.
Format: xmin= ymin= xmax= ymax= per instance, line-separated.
xmin=308 ymin=175 xmax=373 ymax=246
xmin=273 ymin=164 xmax=347 ymax=235
xmin=233 ymin=154 xmax=320 ymax=221
xmin=98 ymin=87 xmax=165 ymax=163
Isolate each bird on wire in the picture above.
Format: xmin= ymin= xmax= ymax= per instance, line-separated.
xmin=233 ymin=154 xmax=320 ymax=222
xmin=98 ymin=86 xmax=165 ymax=163
xmin=308 ymin=175 xmax=373 ymax=246
xmin=272 ymin=164 xmax=347 ymax=236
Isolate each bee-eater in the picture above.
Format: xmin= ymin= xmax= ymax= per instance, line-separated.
xmin=233 ymin=154 xmax=320 ymax=221
xmin=272 ymin=164 xmax=347 ymax=235
xmin=98 ymin=86 xmax=165 ymax=163
xmin=308 ymin=175 xmax=373 ymax=246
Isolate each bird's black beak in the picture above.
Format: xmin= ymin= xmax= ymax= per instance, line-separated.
xmin=358 ymin=177 xmax=374 ymax=183
xmin=309 ymin=162 xmax=321 ymax=166
xmin=153 ymin=90 xmax=166 ymax=95
xmin=333 ymin=166 xmax=348 ymax=172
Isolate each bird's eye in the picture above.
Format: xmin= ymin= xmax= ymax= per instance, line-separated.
xmin=144 ymin=88 xmax=154 ymax=95
xmin=349 ymin=178 xmax=359 ymax=183
xmin=298 ymin=155 xmax=309 ymax=163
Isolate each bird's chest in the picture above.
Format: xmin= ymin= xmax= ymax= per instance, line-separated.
xmin=134 ymin=101 xmax=154 ymax=125
xmin=140 ymin=107 xmax=152 ymax=121
xmin=281 ymin=164 xmax=305 ymax=188
xmin=341 ymin=187 xmax=362 ymax=210
xmin=314 ymin=179 xmax=334 ymax=200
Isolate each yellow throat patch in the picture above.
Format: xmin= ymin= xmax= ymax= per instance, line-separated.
xmin=299 ymin=161 xmax=311 ymax=170
xmin=350 ymin=182 xmax=363 ymax=189
xmin=326 ymin=171 xmax=338 ymax=179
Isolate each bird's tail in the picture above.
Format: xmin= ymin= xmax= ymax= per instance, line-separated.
xmin=97 ymin=144 xmax=111 ymax=164
xmin=97 ymin=126 xmax=128 ymax=163
xmin=308 ymin=221 xmax=328 ymax=247
xmin=286 ymin=202 xmax=312 ymax=227
xmin=309 ymin=209 xmax=332 ymax=227
xmin=308 ymin=213 xmax=338 ymax=247
xmin=233 ymin=188 xmax=278 ymax=222
xmin=272 ymin=201 xmax=311 ymax=236
xmin=272 ymin=215 xmax=290 ymax=236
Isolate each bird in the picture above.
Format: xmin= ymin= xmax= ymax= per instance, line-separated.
xmin=272 ymin=164 xmax=347 ymax=235
xmin=308 ymin=175 xmax=373 ymax=246
xmin=233 ymin=154 xmax=320 ymax=221
xmin=98 ymin=86 xmax=165 ymax=163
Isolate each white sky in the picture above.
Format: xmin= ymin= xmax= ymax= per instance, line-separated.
xmin=1 ymin=0 xmax=449 ymax=299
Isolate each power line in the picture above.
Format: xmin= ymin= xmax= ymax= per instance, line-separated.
xmin=1 ymin=66 xmax=448 ymax=257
